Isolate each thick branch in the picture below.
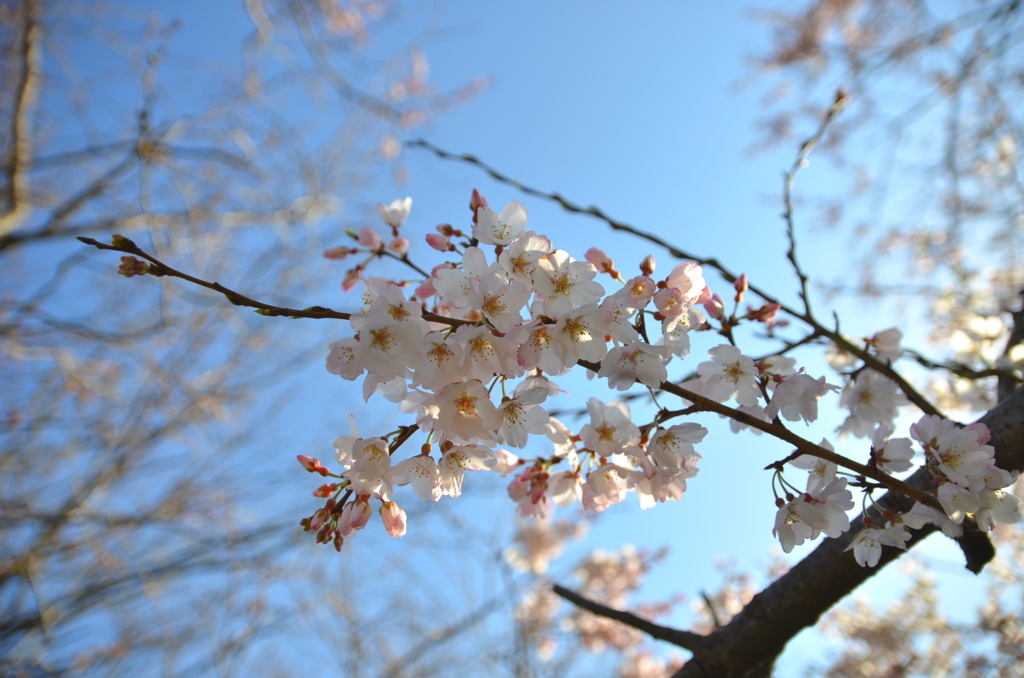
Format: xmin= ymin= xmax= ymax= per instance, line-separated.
xmin=665 ymin=384 xmax=1024 ymax=678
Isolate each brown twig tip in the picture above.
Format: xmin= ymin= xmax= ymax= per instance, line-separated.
xmin=552 ymin=584 xmax=707 ymax=652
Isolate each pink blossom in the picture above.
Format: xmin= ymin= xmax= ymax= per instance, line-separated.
xmin=498 ymin=230 xmax=552 ymax=285
xmin=663 ymin=262 xmax=706 ymax=306
xmin=579 ymin=398 xmax=640 ymax=456
xmin=379 ymin=501 xmax=407 ymax=537
xmin=703 ymin=293 xmax=726 ymax=320
xmin=585 ymin=247 xmax=618 ymax=276
xmin=392 ymin=455 xmax=442 ymax=501
xmin=388 ymin=237 xmax=409 ymax=254
xmin=698 ymin=345 xmax=762 ymax=407
xmin=598 ymin=342 xmax=668 ymax=390
xmin=433 ymin=379 xmax=501 ymax=443
xmin=474 ymin=200 xmax=528 ymax=246
xmin=640 ymin=255 xmax=655 ymax=277
xmin=870 ymin=424 xmax=914 ymax=473
xmin=533 ymin=250 xmax=605 ymax=318
xmin=440 ymin=444 xmax=496 ymax=497
xmin=426 ymin=233 xmax=452 ymax=251
xmin=323 ymin=246 xmax=354 ymax=260
xmin=358 ymin=227 xmax=383 ymax=249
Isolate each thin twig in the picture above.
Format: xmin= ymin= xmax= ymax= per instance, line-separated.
xmin=552 ymin=584 xmax=707 ymax=652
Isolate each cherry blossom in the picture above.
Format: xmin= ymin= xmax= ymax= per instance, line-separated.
xmin=377 ymin=197 xmax=412 ymax=228
xmin=474 ymin=200 xmax=528 ymax=245
xmin=698 ymin=344 xmax=762 ymax=407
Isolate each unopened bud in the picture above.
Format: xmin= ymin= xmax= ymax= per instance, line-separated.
xmin=734 ymin=274 xmax=748 ymax=303
xmin=469 ymin=189 xmax=489 ymax=223
xmin=640 ymin=255 xmax=656 ymax=277
xmin=117 ymin=256 xmax=147 ymax=278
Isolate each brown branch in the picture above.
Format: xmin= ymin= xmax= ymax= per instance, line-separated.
xmin=0 ymin=0 xmax=42 ymax=238
xmin=75 ymin=235 xmax=474 ymax=327
xmin=782 ymin=90 xmax=849 ymax=317
xmin=576 ymin=358 xmax=942 ymax=511
xmin=668 ymin=384 xmax=1024 ymax=678
xmin=552 ymin=584 xmax=707 ymax=652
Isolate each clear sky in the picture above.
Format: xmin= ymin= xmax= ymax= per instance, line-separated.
xmin=99 ymin=0 xmax=997 ymax=674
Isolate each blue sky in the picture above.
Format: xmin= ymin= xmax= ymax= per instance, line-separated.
xmin=93 ymin=0 xmax=999 ymax=673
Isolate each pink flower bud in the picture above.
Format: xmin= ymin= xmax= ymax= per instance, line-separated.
xmin=118 ymin=256 xmax=147 ymax=277
xmin=309 ymin=508 xmax=329 ymax=531
xmin=640 ymin=255 xmax=656 ymax=277
xmin=389 ymin=237 xmax=409 ymax=254
xmin=341 ymin=268 xmax=362 ymax=292
xmin=380 ymin=501 xmax=407 ymax=537
xmin=585 ymin=247 xmax=616 ymax=274
xmin=313 ymin=483 xmax=338 ymax=498
xmin=469 ymin=189 xmax=489 ymax=223
xmin=338 ymin=499 xmax=372 ymax=536
xmin=734 ymin=274 xmax=748 ymax=302
xmin=703 ymin=293 xmax=726 ymax=320
xmin=297 ymin=455 xmax=329 ymax=476
xmin=323 ymin=246 xmax=352 ymax=260
xmin=414 ymin=278 xmax=437 ymax=300
xmin=358 ymin=227 xmax=383 ymax=250
xmin=425 ymin=233 xmax=452 ymax=251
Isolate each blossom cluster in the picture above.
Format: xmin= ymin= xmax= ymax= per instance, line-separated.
xmin=296 ymin=191 xmax=1019 ymax=568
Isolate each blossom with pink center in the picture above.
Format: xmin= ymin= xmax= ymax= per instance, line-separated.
xmin=633 ymin=459 xmax=689 ymax=509
xmin=579 ymin=398 xmax=640 ymax=456
xmin=869 ymin=327 xmax=904 ymax=363
xmin=432 ymin=379 xmax=501 ymax=443
xmin=838 ymin=370 xmax=908 ymax=439
xmin=870 ymin=424 xmax=914 ymax=473
xmin=413 ymin=334 xmax=467 ymax=391
xmin=388 ymin=238 xmax=409 ymax=254
xmin=663 ymin=262 xmax=707 ymax=306
xmin=659 ymin=307 xmax=705 ymax=358
xmin=455 ymin=324 xmax=522 ymax=382
xmin=932 ymin=426 xmax=995 ymax=490
xmin=583 ymin=463 xmax=630 ymax=512
xmin=790 ymin=441 xmax=837 ymax=494
xmin=391 ymin=455 xmax=442 ymax=501
xmin=474 ymin=200 xmax=528 ymax=245
xmin=433 ymin=246 xmax=492 ymax=307
xmin=598 ymin=341 xmax=668 ymax=390
xmin=496 ymin=388 xmax=550 ymax=448
xmin=808 ymin=477 xmax=854 ymax=537
xmin=698 ymin=344 xmax=762 ymax=407
xmin=599 ymin=294 xmax=640 ymax=344
xmin=498 ymin=230 xmax=552 ymax=285
xmin=467 ymin=273 xmax=530 ymax=332
xmin=845 ymin=524 xmax=911 ymax=567
xmin=773 ymin=497 xmax=827 ymax=553
xmin=647 ymin=423 xmax=705 ymax=475
xmin=551 ymin=303 xmax=612 ymax=368
xmin=379 ymin=501 xmax=407 ymax=537
xmin=377 ymin=197 xmax=412 ymax=228
xmin=937 ymin=481 xmax=981 ymax=523
xmin=341 ymin=437 xmax=393 ymax=498
xmin=440 ymin=444 xmax=496 ymax=497
xmin=512 ymin=320 xmax=570 ymax=375
xmin=326 ymin=337 xmax=364 ymax=381
xmin=353 ymin=315 xmax=420 ymax=381
xmin=533 ymin=250 xmax=605 ymax=318
xmin=765 ymin=373 xmax=838 ymax=424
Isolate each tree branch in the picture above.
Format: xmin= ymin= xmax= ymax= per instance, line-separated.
xmin=551 ymin=584 xmax=707 ymax=653
xmin=0 ymin=0 xmax=41 ymax=238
